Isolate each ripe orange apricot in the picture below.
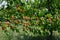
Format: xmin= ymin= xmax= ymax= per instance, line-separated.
xmin=20 ymin=9 xmax=25 ymax=13
xmin=23 ymin=22 xmax=31 ymax=27
xmin=2 ymin=26 xmax=6 ymax=30
xmin=15 ymin=20 xmax=19 ymax=24
xmin=5 ymin=21 xmax=10 ymax=25
xmin=11 ymin=16 xmax=14 ymax=20
xmin=50 ymin=17 xmax=53 ymax=20
xmin=23 ymin=16 xmax=30 ymax=20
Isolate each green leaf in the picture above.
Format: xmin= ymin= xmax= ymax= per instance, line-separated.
xmin=46 ymin=14 xmax=52 ymax=18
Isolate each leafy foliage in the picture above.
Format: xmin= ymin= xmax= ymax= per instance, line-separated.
xmin=0 ymin=0 xmax=60 ymax=40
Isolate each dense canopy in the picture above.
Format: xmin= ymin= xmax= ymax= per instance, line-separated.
xmin=0 ymin=0 xmax=59 ymax=40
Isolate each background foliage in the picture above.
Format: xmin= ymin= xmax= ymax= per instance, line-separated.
xmin=0 ymin=0 xmax=60 ymax=40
